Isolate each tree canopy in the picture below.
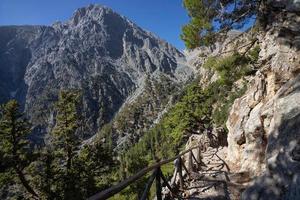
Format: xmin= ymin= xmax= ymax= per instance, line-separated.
xmin=181 ymin=0 xmax=266 ymax=49
xmin=0 ymin=100 xmax=38 ymax=199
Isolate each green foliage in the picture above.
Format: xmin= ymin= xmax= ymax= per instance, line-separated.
xmin=204 ymin=52 xmax=251 ymax=86
xmin=181 ymin=0 xmax=216 ymax=48
xmin=0 ymin=94 xmax=117 ymax=199
xmin=50 ymin=90 xmax=84 ymax=199
xmin=181 ymin=0 xmax=260 ymax=49
xmin=0 ymin=171 xmax=12 ymax=191
xmin=117 ymin=80 xmax=214 ymax=198
xmin=107 ymin=75 xmax=180 ymax=151
xmin=212 ymin=84 xmax=247 ymax=127
xmin=29 ymin=141 xmax=116 ymax=200
xmin=52 ymin=90 xmax=82 ymax=149
xmin=248 ymin=45 xmax=261 ymax=63
xmin=201 ymin=49 xmax=263 ymax=126
xmin=0 ymin=100 xmax=38 ymax=198
xmin=0 ymin=100 xmax=32 ymax=167
xmin=33 ymin=90 xmax=116 ymax=199
xmin=202 ymin=49 xmax=261 ymax=126
xmin=29 ymin=148 xmax=58 ymax=200
xmin=181 ymin=19 xmax=213 ymax=49
xmin=75 ymin=142 xmax=115 ymax=197
xmin=117 ymin=50 xmax=258 ymax=198
xmin=204 ymin=45 xmax=261 ymax=84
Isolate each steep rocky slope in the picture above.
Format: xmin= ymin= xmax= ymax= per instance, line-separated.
xmin=0 ymin=5 xmax=194 ymax=144
xmin=227 ymin=3 xmax=300 ymax=199
xmin=178 ymin=2 xmax=300 ymax=199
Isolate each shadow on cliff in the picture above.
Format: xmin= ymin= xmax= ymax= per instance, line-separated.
xmin=242 ymin=110 xmax=300 ymax=199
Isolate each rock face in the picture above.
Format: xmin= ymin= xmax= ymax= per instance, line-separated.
xmin=241 ymin=74 xmax=300 ymax=199
xmin=182 ymin=2 xmax=300 ymax=198
xmin=226 ymin=72 xmax=267 ymax=174
xmin=0 ymin=4 xmax=194 ymax=143
xmin=225 ymin=2 xmax=300 ymax=199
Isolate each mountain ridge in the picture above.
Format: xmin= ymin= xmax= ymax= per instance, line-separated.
xmin=0 ymin=4 xmax=194 ymax=145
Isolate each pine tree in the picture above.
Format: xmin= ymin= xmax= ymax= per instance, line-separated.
xmin=29 ymin=147 xmax=58 ymax=200
xmin=75 ymin=142 xmax=114 ymax=198
xmin=181 ymin=0 xmax=266 ymax=49
xmin=51 ymin=90 xmax=82 ymax=199
xmin=0 ymin=100 xmax=39 ymax=199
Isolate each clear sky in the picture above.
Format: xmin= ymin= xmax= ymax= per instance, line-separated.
xmin=0 ymin=0 xmax=190 ymax=50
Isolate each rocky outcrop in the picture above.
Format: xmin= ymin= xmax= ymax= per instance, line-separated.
xmin=225 ymin=2 xmax=300 ymax=198
xmin=226 ymin=71 xmax=267 ymax=174
xmin=242 ymin=74 xmax=300 ymax=199
xmin=0 ymin=5 xmax=194 ymax=144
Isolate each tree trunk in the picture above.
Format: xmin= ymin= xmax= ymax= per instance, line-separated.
xmin=67 ymin=148 xmax=72 ymax=171
xmin=257 ymin=0 xmax=269 ymax=29
xmin=14 ymin=166 xmax=39 ymax=199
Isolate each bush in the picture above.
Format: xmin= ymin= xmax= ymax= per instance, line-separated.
xmin=248 ymin=45 xmax=261 ymax=63
xmin=204 ymin=44 xmax=261 ymax=85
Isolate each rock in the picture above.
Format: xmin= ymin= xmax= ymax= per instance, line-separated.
xmin=181 ymin=3 xmax=300 ymax=199
xmin=225 ymin=5 xmax=300 ymax=197
xmin=227 ymin=71 xmax=300 ymax=189
xmin=241 ymin=102 xmax=266 ymax=174
xmin=242 ymin=74 xmax=300 ymax=199
xmin=226 ymin=72 xmax=266 ymax=169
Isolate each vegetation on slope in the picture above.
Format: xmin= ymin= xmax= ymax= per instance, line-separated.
xmin=97 ymin=74 xmax=181 ymax=151
xmin=117 ymin=47 xmax=260 ymax=198
xmin=0 ymin=43 xmax=260 ymax=200
xmin=0 ymin=0 xmax=269 ymax=199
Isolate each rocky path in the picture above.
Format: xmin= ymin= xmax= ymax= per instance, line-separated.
xmin=166 ymin=147 xmax=253 ymax=200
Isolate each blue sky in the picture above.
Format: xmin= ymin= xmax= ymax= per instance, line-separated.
xmin=0 ymin=0 xmax=190 ymax=50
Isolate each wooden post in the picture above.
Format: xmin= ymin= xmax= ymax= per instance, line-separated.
xmin=188 ymin=151 xmax=194 ymax=173
xmin=88 ymin=145 xmax=201 ymax=200
xmin=197 ymin=146 xmax=202 ymax=169
xmin=160 ymin=170 xmax=176 ymax=194
xmin=141 ymin=169 xmax=157 ymax=200
xmin=171 ymin=165 xmax=178 ymax=186
xmin=178 ymin=157 xmax=184 ymax=190
xmin=156 ymin=167 xmax=162 ymax=200
xmin=182 ymin=161 xmax=191 ymax=180
xmin=191 ymin=151 xmax=199 ymax=165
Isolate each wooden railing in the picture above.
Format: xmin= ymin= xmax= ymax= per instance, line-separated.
xmin=88 ymin=145 xmax=203 ymax=200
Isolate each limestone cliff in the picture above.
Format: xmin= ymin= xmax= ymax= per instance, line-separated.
xmin=181 ymin=2 xmax=300 ymax=199
xmin=227 ymin=3 xmax=300 ymax=199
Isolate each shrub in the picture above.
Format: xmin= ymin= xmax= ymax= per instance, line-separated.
xmin=203 ymin=47 xmax=260 ymax=87
xmin=248 ymin=45 xmax=261 ymax=63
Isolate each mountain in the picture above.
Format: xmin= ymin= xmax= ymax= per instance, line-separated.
xmin=0 ymin=4 xmax=194 ymax=145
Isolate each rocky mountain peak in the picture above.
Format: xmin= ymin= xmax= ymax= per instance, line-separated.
xmin=0 ymin=4 xmax=194 ymax=144
xmin=70 ymin=4 xmax=116 ymax=26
